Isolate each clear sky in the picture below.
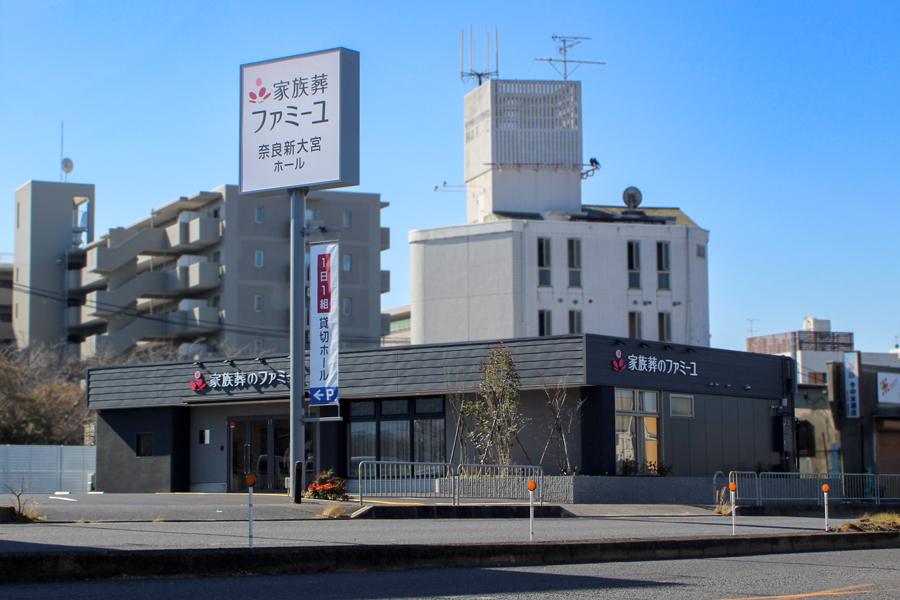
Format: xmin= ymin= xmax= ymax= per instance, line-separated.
xmin=2 ymin=1 xmax=898 ymax=353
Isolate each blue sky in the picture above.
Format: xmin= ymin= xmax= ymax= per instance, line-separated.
xmin=2 ymin=1 xmax=898 ymax=352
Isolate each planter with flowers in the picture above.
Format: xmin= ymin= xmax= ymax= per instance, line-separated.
xmin=304 ymin=469 xmax=349 ymax=501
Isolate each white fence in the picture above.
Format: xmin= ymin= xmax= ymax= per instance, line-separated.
xmin=724 ymin=471 xmax=900 ymax=505
xmin=0 ymin=445 xmax=96 ymax=494
xmin=359 ymin=461 xmax=543 ymax=506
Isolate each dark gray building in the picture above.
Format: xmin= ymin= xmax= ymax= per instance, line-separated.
xmin=86 ymin=334 xmax=796 ymax=493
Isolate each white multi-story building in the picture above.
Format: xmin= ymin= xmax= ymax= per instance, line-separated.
xmin=409 ymin=79 xmax=710 ymax=346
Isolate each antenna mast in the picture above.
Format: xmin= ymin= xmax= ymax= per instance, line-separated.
xmin=746 ymin=318 xmax=759 ymax=338
xmin=461 ymin=26 xmax=499 ymax=85
xmin=534 ymin=35 xmax=605 ymax=80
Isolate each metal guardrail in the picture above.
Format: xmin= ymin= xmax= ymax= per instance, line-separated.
xmin=726 ymin=471 xmax=900 ymax=506
xmin=358 ymin=461 xmax=543 ymax=506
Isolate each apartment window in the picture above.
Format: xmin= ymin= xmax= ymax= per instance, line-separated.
xmin=16 ymin=203 xmax=20 ymax=228
xmin=212 ymin=208 xmax=220 ymax=219
xmin=670 ymin=395 xmax=694 ymax=418
xmin=343 ymin=210 xmax=352 ymax=228
xmin=538 ymin=310 xmax=552 ymax=337
xmin=254 ymin=340 xmax=263 ymax=354
xmin=199 ymin=430 xmax=210 ymax=444
xmin=537 ymin=238 xmax=551 ymax=286
xmin=568 ymin=310 xmax=582 ymax=334
xmin=615 ymin=389 xmax=659 ymax=474
xmin=658 ymin=312 xmax=672 ymax=342
xmin=254 ymin=294 xmax=264 ymax=312
xmin=136 ymin=434 xmax=154 ymax=457
xmin=15 ymin=267 xmax=19 ymax=282
xmin=656 ymin=242 xmax=670 ymax=290
xmin=212 ymin=251 xmax=220 ymax=264
xmin=343 ymin=254 xmax=352 ymax=272
xmin=568 ymin=238 xmax=582 ymax=288
xmin=255 ymin=206 xmax=264 ymax=223
xmin=255 ymin=251 xmax=264 ymax=267
xmin=627 ymin=241 xmax=641 ymax=288
xmin=0 ymin=312 xmax=11 ymax=323
xmin=343 ymin=298 xmax=352 ymax=315
xmin=697 ymin=244 xmax=706 ymax=259
xmin=0 ymin=279 xmax=10 ymax=289
xmin=628 ymin=311 xmax=642 ymax=339
xmin=209 ymin=296 xmax=220 ymax=308
xmin=808 ymin=372 xmax=827 ymax=385
xmin=14 ymin=304 xmax=18 ymax=319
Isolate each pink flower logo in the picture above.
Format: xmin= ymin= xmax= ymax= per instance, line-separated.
xmin=611 ymin=349 xmax=626 ymax=372
xmin=248 ymin=78 xmax=270 ymax=104
xmin=191 ymin=371 xmax=208 ymax=391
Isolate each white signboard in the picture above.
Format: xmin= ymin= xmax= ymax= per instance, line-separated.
xmin=310 ymin=242 xmax=339 ymax=405
xmin=878 ymin=372 xmax=900 ymax=405
xmin=844 ymin=351 xmax=861 ymax=419
xmin=240 ymin=48 xmax=359 ymax=194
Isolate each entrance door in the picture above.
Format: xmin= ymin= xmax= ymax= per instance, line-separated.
xmin=227 ymin=417 xmax=311 ymax=492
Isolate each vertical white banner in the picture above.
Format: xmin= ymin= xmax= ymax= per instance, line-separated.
xmin=310 ymin=242 xmax=339 ymax=405
xmin=844 ymin=351 xmax=860 ymax=419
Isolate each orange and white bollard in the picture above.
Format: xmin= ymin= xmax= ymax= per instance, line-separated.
xmin=822 ymin=484 xmax=830 ymax=531
xmin=527 ymin=480 xmax=536 ymax=542
xmin=729 ymin=482 xmax=737 ymax=535
xmin=247 ymin=474 xmax=256 ymax=548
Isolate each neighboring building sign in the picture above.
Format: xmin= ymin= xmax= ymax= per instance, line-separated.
xmin=878 ymin=372 xmax=900 ymax=405
xmin=844 ymin=351 xmax=861 ymax=418
xmin=239 ymin=48 xmax=360 ymax=194
xmin=310 ymin=242 xmax=339 ymax=405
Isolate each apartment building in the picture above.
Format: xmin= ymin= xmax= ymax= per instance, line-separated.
xmin=0 ymin=254 xmax=12 ymax=344
xmin=13 ymin=181 xmax=390 ymax=358
xmin=409 ymin=79 xmax=709 ymax=346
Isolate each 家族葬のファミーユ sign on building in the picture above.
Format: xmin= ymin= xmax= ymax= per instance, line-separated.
xmin=239 ymin=48 xmax=359 ymax=194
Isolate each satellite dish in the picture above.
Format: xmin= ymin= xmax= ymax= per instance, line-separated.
xmin=623 ymin=186 xmax=642 ymax=210
xmin=61 ymin=158 xmax=74 ymax=174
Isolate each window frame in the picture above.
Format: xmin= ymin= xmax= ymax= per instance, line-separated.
xmin=656 ymin=241 xmax=670 ymax=290
xmin=255 ymin=250 xmax=264 ymax=268
xmin=627 ymin=241 xmax=641 ymax=289
xmin=343 ymin=210 xmax=352 ymax=228
xmin=343 ymin=298 xmax=352 ymax=315
xmin=628 ymin=311 xmax=643 ymax=340
xmin=254 ymin=294 xmax=263 ymax=312
xmin=538 ymin=238 xmax=551 ymax=286
xmin=255 ymin=206 xmax=264 ymax=223
xmin=568 ymin=310 xmax=582 ymax=335
xmin=136 ymin=433 xmax=154 ymax=457
xmin=658 ymin=312 xmax=672 ymax=342
xmin=567 ymin=238 xmax=582 ymax=288
xmin=538 ymin=309 xmax=552 ymax=337
xmin=670 ymin=394 xmax=694 ymax=418
xmin=343 ymin=254 xmax=351 ymax=272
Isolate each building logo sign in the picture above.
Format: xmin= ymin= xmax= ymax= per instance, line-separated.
xmin=310 ymin=242 xmax=339 ymax=405
xmin=190 ymin=369 xmax=288 ymax=392
xmin=611 ymin=349 xmax=699 ymax=376
xmin=878 ymin=372 xmax=900 ymax=405
xmin=239 ymin=47 xmax=359 ymax=194
xmin=844 ymin=351 xmax=861 ymax=418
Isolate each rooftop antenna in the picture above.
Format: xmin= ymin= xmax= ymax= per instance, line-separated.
xmin=534 ymin=35 xmax=605 ymax=81
xmin=746 ymin=318 xmax=759 ymax=337
xmin=461 ymin=26 xmax=499 ymax=85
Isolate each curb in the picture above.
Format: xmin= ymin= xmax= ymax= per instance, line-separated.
xmin=0 ymin=531 xmax=897 ymax=583
xmin=351 ymin=505 xmax=575 ymax=519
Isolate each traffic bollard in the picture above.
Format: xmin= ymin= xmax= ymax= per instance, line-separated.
xmin=527 ymin=480 xmax=536 ymax=542
xmin=729 ymin=482 xmax=737 ymax=535
xmin=823 ymin=484 xmax=830 ymax=531
xmin=247 ymin=474 xmax=256 ymax=549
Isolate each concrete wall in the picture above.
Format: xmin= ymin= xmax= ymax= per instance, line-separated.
xmin=541 ymin=476 xmax=715 ymax=505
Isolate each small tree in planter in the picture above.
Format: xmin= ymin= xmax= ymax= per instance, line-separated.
xmin=304 ymin=470 xmax=348 ymax=500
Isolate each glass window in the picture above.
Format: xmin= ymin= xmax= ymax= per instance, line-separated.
xmin=254 ymin=340 xmax=262 ymax=354
xmin=658 ymin=312 xmax=672 ymax=342
xmin=615 ymin=389 xmax=635 ymax=412
xmin=568 ymin=239 xmax=581 ymax=288
xmin=255 ymin=206 xmax=264 ymax=223
xmin=697 ymin=244 xmax=706 ymax=259
xmin=628 ymin=311 xmax=642 ymax=339
xmin=136 ymin=433 xmax=153 ymax=457
xmin=255 ymin=251 xmax=264 ymax=267
xmin=671 ymin=395 xmax=694 ymax=418
xmin=254 ymin=295 xmax=263 ymax=312
xmin=615 ymin=388 xmax=661 ymax=474
xmin=414 ymin=419 xmax=445 ymax=464
xmin=343 ymin=254 xmax=351 ymax=272
xmin=538 ymin=310 xmax=552 ymax=337
xmin=640 ymin=391 xmax=658 ymax=413
xmin=381 ymin=399 xmax=409 ymax=416
xmin=350 ymin=401 xmax=375 ymax=417
xmin=343 ymin=210 xmax=352 ymax=228
xmin=657 ymin=241 xmax=670 ymax=290
xmin=212 ymin=251 xmax=221 ymax=264
xmin=628 ymin=241 xmax=640 ymax=289
xmin=538 ymin=238 xmax=551 ymax=286
xmin=569 ymin=310 xmax=582 ymax=334
xmin=415 ymin=398 xmax=443 ymax=414
xmin=379 ymin=420 xmax=410 ymax=463
xmin=343 ymin=298 xmax=352 ymax=315
xmin=349 ymin=422 xmax=376 ymax=477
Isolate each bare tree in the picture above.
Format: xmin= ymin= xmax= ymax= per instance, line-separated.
xmin=444 ymin=364 xmax=473 ymax=466
xmin=464 ymin=343 xmax=527 ymax=465
xmin=537 ymin=374 xmax=583 ymax=475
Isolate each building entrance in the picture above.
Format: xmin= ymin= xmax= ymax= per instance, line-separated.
xmin=228 ymin=416 xmax=290 ymax=492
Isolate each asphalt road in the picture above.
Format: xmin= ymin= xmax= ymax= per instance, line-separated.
xmin=0 ymin=514 xmax=836 ymax=554
xmin=2 ymin=548 xmax=898 ymax=599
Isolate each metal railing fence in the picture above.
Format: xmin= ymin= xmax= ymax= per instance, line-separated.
xmin=0 ymin=445 xmax=96 ymax=494
xmin=724 ymin=471 xmax=900 ymax=506
xmin=358 ymin=461 xmax=543 ymax=506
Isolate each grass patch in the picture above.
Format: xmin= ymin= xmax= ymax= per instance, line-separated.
xmin=833 ymin=512 xmax=900 ymax=532
xmin=319 ymin=504 xmax=349 ymax=519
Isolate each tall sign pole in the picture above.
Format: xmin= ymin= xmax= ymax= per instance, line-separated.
xmin=240 ymin=48 xmax=359 ymax=502
xmin=290 ymin=187 xmax=307 ymax=501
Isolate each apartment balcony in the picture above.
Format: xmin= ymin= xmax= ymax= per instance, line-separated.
xmin=0 ymin=321 xmax=13 ymax=342
xmin=381 ymin=227 xmax=391 ymax=251
xmin=0 ymin=287 xmax=11 ymax=306
xmin=80 ymin=307 xmax=220 ymax=358
xmin=381 ymin=270 xmax=391 ymax=294
xmin=66 ymin=306 xmax=81 ymax=328
xmin=167 ymin=217 xmax=220 ymax=252
xmin=83 ymin=271 xmax=166 ymax=318
xmin=86 ymin=228 xmax=167 ymax=274
xmin=171 ymin=262 xmax=220 ymax=294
